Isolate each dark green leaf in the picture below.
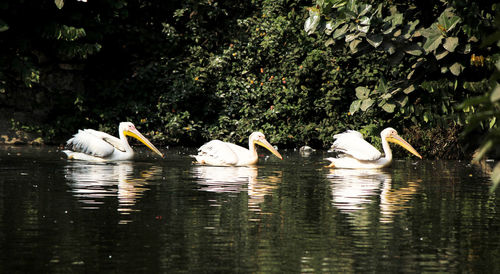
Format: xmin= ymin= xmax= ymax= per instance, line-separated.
xmin=359 ymin=16 xmax=370 ymax=26
xmin=360 ymin=98 xmax=374 ymax=111
xmin=422 ymin=26 xmax=443 ymax=53
xmin=366 ymin=34 xmax=383 ymax=48
xmin=358 ymin=4 xmax=372 ymax=17
xmin=345 ymin=33 xmax=359 ymax=42
xmin=404 ymin=44 xmax=423 ymax=56
xmin=381 ymin=103 xmax=396 ymax=113
xmin=357 ymin=24 xmax=370 ymax=33
xmin=349 ymin=99 xmax=361 ymax=114
xmin=55 ymin=0 xmax=64 ymax=9
xmin=304 ymin=9 xmax=321 ymax=35
xmin=332 ymin=24 xmax=348 ymax=39
xmin=403 ymin=85 xmax=415 ymax=94
xmin=391 ymin=13 xmax=403 ymax=27
xmin=491 ymin=84 xmax=500 ymax=102
xmin=0 ymin=19 xmax=8 ymax=32
xmin=435 ymin=48 xmax=449 ymax=60
xmin=449 ymin=62 xmax=464 ymax=76
xmin=355 ymin=86 xmax=370 ymax=99
xmin=438 ymin=8 xmax=460 ymax=32
xmin=377 ymin=78 xmax=388 ymax=94
xmin=443 ymin=37 xmax=459 ymax=52
xmin=349 ymin=39 xmax=362 ymax=53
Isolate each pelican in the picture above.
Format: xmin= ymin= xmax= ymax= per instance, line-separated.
xmin=325 ymin=127 xmax=422 ymax=169
xmin=63 ymin=122 xmax=164 ymax=161
xmin=192 ymin=131 xmax=283 ymax=166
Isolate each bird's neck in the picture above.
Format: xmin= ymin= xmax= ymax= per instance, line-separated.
xmin=246 ymin=140 xmax=259 ymax=164
xmin=381 ymin=136 xmax=392 ymax=162
xmin=248 ymin=140 xmax=258 ymax=157
xmin=119 ymin=129 xmax=133 ymax=153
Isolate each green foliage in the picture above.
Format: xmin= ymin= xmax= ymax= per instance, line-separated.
xmin=305 ymin=0 xmax=498 ymax=156
xmin=459 ymin=10 xmax=500 ymax=190
xmin=0 ymin=0 xmax=498 ymax=161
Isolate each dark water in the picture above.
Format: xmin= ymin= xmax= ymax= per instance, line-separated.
xmin=0 ymin=145 xmax=498 ymax=273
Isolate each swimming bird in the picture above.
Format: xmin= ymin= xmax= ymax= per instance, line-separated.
xmin=193 ymin=132 xmax=283 ymax=166
xmin=63 ymin=122 xmax=163 ymax=161
xmin=325 ymin=127 xmax=421 ymax=169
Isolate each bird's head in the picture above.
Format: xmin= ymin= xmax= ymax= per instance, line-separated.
xmin=120 ymin=122 xmax=164 ymax=158
xmin=381 ymin=127 xmax=422 ymax=159
xmin=250 ymin=132 xmax=283 ymax=160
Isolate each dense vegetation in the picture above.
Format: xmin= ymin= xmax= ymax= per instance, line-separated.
xmin=0 ymin=0 xmax=498 ymax=163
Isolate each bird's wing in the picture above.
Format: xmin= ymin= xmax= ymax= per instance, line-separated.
xmin=85 ymin=129 xmax=127 ymax=152
xmin=331 ymin=130 xmax=382 ymax=161
xmin=196 ymin=140 xmax=240 ymax=165
xmin=66 ymin=129 xmax=121 ymax=158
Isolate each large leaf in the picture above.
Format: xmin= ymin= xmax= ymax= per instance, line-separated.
xmin=391 ymin=13 xmax=403 ymax=27
xmin=360 ymin=98 xmax=374 ymax=111
xmin=349 ymin=39 xmax=362 ymax=53
xmin=403 ymin=19 xmax=420 ymax=39
xmin=325 ymin=20 xmax=343 ymax=35
xmin=435 ymin=48 xmax=449 ymax=60
xmin=345 ymin=33 xmax=359 ymax=43
xmin=330 ymin=0 xmax=349 ymax=9
xmin=377 ymin=78 xmax=388 ymax=94
xmin=357 ymin=24 xmax=370 ymax=33
xmin=404 ymin=44 xmax=423 ymax=56
xmin=403 ymin=85 xmax=415 ymax=94
xmin=438 ymin=8 xmax=460 ymax=32
xmin=449 ymin=62 xmax=464 ymax=76
xmin=381 ymin=102 xmax=396 ymax=113
xmin=422 ymin=26 xmax=443 ymax=53
xmin=304 ymin=9 xmax=321 ymax=35
xmin=359 ymin=16 xmax=371 ymax=26
xmin=349 ymin=99 xmax=361 ymax=114
xmin=333 ymin=24 xmax=349 ymax=39
xmin=0 ymin=19 xmax=8 ymax=32
xmin=443 ymin=37 xmax=459 ymax=52
xmin=355 ymin=86 xmax=370 ymax=99
xmin=491 ymin=83 xmax=500 ymax=102
xmin=55 ymin=0 xmax=64 ymax=9
xmin=358 ymin=4 xmax=372 ymax=17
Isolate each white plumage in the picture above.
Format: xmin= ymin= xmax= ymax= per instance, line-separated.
xmin=63 ymin=122 xmax=163 ymax=161
xmin=331 ymin=130 xmax=382 ymax=161
xmin=326 ymin=127 xmax=421 ymax=169
xmin=193 ymin=132 xmax=282 ymax=166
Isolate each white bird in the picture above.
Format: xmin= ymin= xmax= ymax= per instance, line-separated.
xmin=192 ymin=131 xmax=283 ymax=166
xmin=325 ymin=127 xmax=422 ymax=169
xmin=63 ymin=122 xmax=164 ymax=161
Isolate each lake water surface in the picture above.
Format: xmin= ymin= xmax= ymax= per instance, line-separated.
xmin=0 ymin=145 xmax=498 ymax=273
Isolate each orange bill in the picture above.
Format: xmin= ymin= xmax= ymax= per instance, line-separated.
xmin=255 ymin=139 xmax=283 ymax=160
xmin=124 ymin=129 xmax=164 ymax=158
xmin=386 ymin=134 xmax=422 ymax=159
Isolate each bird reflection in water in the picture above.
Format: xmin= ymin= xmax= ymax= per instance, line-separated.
xmin=326 ymin=168 xmax=419 ymax=223
xmin=64 ymin=161 xmax=162 ymax=224
xmin=191 ymin=165 xmax=281 ymax=211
